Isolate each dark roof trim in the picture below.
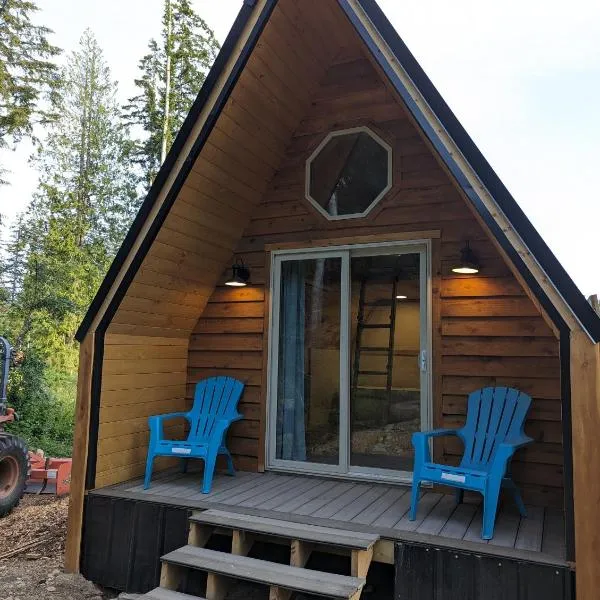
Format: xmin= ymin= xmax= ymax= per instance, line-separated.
xmin=348 ymin=0 xmax=600 ymax=342
xmin=75 ymin=0 xmax=274 ymax=342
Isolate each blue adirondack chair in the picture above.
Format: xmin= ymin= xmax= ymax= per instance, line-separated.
xmin=410 ymin=386 xmax=533 ymax=540
xmin=144 ymin=376 xmax=244 ymax=494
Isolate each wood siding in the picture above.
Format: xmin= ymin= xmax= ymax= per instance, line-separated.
xmin=92 ymin=0 xmax=564 ymax=506
xmin=188 ymin=36 xmax=563 ymax=507
xmin=94 ymin=0 xmax=345 ymax=487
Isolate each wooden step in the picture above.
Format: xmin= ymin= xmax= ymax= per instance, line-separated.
xmin=360 ymin=346 xmax=390 ymax=352
xmin=144 ymin=588 xmax=205 ymax=600
xmin=357 ymin=370 xmax=388 ymax=376
xmin=363 ymin=301 xmax=394 ymax=307
xmin=161 ymin=545 xmax=365 ymax=599
xmin=190 ymin=509 xmax=379 ymax=549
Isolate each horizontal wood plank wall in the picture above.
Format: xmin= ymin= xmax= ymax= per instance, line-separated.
xmin=188 ymin=31 xmax=563 ymax=506
xmin=94 ymin=0 xmax=342 ymax=488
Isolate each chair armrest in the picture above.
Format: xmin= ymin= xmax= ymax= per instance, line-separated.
xmin=412 ymin=429 xmax=461 ymax=467
xmin=209 ymin=416 xmax=242 ymax=449
xmin=149 ymin=412 xmax=190 ymax=423
xmin=148 ymin=412 xmax=190 ymax=442
xmin=415 ymin=428 xmax=461 ymax=440
xmin=500 ymin=436 xmax=534 ymax=450
xmin=492 ymin=436 xmax=534 ymax=474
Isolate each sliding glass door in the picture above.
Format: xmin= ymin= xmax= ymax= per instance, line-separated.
xmin=268 ymin=243 xmax=430 ymax=481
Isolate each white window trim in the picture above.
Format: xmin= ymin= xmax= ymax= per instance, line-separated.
xmin=266 ymin=239 xmax=432 ymax=484
xmin=305 ymin=126 xmax=393 ymax=221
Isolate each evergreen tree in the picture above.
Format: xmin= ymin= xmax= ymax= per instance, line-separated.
xmin=0 ymin=0 xmax=61 ymax=155
xmin=124 ymin=0 xmax=220 ymax=186
xmin=5 ymin=29 xmax=139 ymax=367
xmin=0 ymin=214 xmax=28 ymax=302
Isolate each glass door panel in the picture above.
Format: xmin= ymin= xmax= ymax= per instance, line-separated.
xmin=349 ymin=252 xmax=423 ymax=474
xmin=273 ymin=256 xmax=342 ymax=469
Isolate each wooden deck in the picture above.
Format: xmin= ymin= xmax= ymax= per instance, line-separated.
xmin=91 ymin=470 xmax=567 ymax=565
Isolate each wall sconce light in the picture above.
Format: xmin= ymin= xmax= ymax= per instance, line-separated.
xmin=452 ymin=241 xmax=480 ymax=274
xmin=225 ymin=258 xmax=250 ymax=287
xmin=396 ymin=294 xmax=408 ymax=300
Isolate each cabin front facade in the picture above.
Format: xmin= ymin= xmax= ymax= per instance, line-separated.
xmin=65 ymin=1 xmax=600 ymax=599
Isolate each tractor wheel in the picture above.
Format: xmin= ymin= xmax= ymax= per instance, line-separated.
xmin=0 ymin=434 xmax=28 ymax=517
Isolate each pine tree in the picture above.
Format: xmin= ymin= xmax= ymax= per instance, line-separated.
xmin=9 ymin=29 xmax=139 ymax=365
xmin=0 ymin=0 xmax=61 ymax=153
xmin=124 ymin=0 xmax=220 ymax=186
xmin=0 ymin=214 xmax=28 ymax=302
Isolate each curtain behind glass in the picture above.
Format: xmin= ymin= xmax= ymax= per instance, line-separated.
xmin=276 ymin=261 xmax=307 ymax=461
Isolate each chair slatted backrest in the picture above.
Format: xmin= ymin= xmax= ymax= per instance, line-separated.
xmin=460 ymin=387 xmax=531 ymax=470
xmin=188 ymin=376 xmax=244 ymax=443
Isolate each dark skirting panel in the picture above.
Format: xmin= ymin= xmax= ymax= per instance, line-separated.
xmin=81 ymin=495 xmax=190 ymax=593
xmin=395 ymin=542 xmax=575 ymax=600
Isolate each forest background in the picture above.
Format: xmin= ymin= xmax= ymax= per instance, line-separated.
xmin=1 ymin=0 xmax=599 ymax=456
xmin=0 ymin=0 xmax=221 ymax=455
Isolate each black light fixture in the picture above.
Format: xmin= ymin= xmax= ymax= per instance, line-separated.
xmin=225 ymin=257 xmax=250 ymax=287
xmin=452 ymin=241 xmax=480 ymax=274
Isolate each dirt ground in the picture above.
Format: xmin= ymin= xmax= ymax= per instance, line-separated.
xmin=0 ymin=495 xmax=115 ymax=600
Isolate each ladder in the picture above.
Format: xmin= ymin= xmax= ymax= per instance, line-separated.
xmin=351 ymin=276 xmax=398 ymax=418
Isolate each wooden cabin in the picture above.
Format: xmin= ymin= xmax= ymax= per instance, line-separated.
xmin=64 ymin=1 xmax=600 ymax=598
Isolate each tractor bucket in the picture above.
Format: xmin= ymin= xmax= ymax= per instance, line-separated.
xmin=26 ymin=454 xmax=72 ymax=496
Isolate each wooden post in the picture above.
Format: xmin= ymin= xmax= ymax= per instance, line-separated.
xmin=206 ymin=573 xmax=229 ymax=600
xmin=232 ymin=529 xmax=253 ymax=556
xmin=290 ymin=539 xmax=311 ymax=567
xmin=269 ymin=586 xmax=292 ymax=600
xmin=570 ymin=330 xmax=600 ymax=599
xmin=189 ymin=522 xmax=213 ymax=547
xmin=64 ymin=334 xmax=94 ymax=573
xmin=160 ymin=562 xmax=182 ymax=590
xmin=351 ymin=547 xmax=373 ymax=579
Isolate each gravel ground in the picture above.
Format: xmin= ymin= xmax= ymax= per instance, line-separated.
xmin=0 ymin=496 xmax=393 ymax=600
xmin=0 ymin=495 xmax=115 ymax=600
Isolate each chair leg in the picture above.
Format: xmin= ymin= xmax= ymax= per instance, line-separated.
xmin=482 ymin=479 xmax=502 ymax=540
xmin=144 ymin=453 xmax=155 ymax=490
xmin=505 ymin=478 xmax=527 ymax=517
xmin=455 ymin=488 xmax=464 ymax=505
xmin=181 ymin=459 xmax=188 ymax=474
xmin=202 ymin=453 xmax=218 ymax=494
xmin=222 ymin=448 xmax=235 ymax=476
xmin=409 ymin=479 xmax=421 ymax=521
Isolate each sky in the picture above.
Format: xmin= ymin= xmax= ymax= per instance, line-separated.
xmin=1 ymin=0 xmax=599 ymax=296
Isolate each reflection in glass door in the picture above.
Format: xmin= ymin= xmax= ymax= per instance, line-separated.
xmin=349 ymin=252 xmax=425 ymax=475
xmin=268 ymin=243 xmax=430 ymax=480
xmin=270 ymin=254 xmax=344 ymax=472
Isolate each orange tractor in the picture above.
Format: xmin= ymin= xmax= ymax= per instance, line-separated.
xmin=0 ymin=337 xmax=72 ymax=516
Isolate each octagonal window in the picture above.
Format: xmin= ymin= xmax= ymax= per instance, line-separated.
xmin=306 ymin=127 xmax=392 ymax=220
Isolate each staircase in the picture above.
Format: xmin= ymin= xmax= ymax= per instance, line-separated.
xmin=141 ymin=508 xmax=380 ymax=600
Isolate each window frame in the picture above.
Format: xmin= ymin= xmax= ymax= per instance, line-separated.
xmin=266 ymin=240 xmax=433 ymax=483
xmin=305 ymin=126 xmax=393 ymax=221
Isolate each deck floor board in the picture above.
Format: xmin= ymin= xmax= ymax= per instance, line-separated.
xmin=439 ymin=503 xmax=477 ymax=540
xmin=515 ymin=506 xmax=544 ymax=552
xmin=90 ymin=470 xmax=566 ymax=565
xmin=351 ymin=487 xmax=407 ymax=526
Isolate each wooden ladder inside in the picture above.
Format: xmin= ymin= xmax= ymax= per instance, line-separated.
xmin=352 ymin=275 xmax=398 ymax=419
xmin=143 ymin=509 xmax=380 ymax=600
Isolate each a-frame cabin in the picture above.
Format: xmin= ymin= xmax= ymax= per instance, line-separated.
xmin=64 ymin=1 xmax=600 ymax=599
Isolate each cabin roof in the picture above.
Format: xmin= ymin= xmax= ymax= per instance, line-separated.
xmin=75 ymin=0 xmax=600 ymax=343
